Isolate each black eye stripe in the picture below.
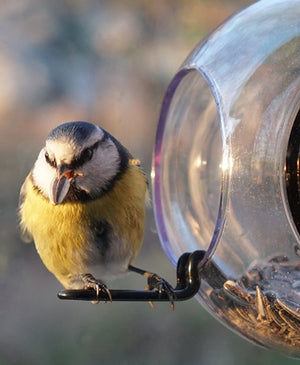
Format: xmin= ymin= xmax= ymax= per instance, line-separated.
xmin=44 ymin=138 xmax=104 ymax=171
xmin=69 ymin=140 xmax=101 ymax=170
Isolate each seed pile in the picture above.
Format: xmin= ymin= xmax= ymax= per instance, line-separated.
xmin=208 ymin=255 xmax=300 ymax=353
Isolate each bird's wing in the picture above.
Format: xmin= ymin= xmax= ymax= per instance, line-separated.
xmin=18 ymin=173 xmax=34 ymax=243
xmin=129 ymin=158 xmax=151 ymax=206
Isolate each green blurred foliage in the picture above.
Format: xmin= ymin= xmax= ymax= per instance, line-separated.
xmin=0 ymin=1 xmax=299 ymax=364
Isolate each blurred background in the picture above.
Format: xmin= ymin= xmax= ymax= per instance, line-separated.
xmin=0 ymin=0 xmax=299 ymax=364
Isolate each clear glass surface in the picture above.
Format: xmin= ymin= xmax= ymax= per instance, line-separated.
xmin=153 ymin=0 xmax=300 ymax=357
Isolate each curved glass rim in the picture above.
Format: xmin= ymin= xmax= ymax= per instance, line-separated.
xmin=281 ymin=88 xmax=300 ymax=246
xmin=152 ymin=66 xmax=230 ymax=269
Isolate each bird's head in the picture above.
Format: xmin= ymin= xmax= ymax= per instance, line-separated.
xmin=32 ymin=121 xmax=130 ymax=204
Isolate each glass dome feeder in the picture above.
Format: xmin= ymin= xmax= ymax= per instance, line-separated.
xmin=152 ymin=0 xmax=300 ymax=358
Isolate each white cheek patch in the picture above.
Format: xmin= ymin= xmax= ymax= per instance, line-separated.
xmin=32 ymin=148 xmax=57 ymax=199
xmin=76 ymin=142 xmax=120 ymax=195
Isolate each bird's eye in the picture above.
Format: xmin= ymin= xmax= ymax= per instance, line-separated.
xmin=81 ymin=147 xmax=93 ymax=162
xmin=45 ymin=151 xmax=56 ymax=168
xmin=45 ymin=151 xmax=50 ymax=163
xmin=69 ymin=145 xmax=97 ymax=170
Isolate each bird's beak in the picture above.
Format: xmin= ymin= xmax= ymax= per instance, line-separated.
xmin=49 ymin=165 xmax=73 ymax=205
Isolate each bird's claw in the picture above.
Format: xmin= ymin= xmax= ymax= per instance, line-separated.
xmin=81 ymin=273 xmax=112 ymax=303
xmin=146 ymin=273 xmax=176 ymax=310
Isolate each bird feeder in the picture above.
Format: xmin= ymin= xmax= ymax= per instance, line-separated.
xmin=152 ymin=0 xmax=300 ymax=358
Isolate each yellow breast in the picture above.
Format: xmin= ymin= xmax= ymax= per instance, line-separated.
xmin=20 ymin=165 xmax=147 ymax=285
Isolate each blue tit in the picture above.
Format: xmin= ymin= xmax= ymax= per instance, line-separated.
xmin=19 ymin=121 xmax=174 ymax=304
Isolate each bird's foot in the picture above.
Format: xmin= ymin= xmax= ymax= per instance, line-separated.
xmin=81 ymin=273 xmax=112 ymax=303
xmin=128 ymin=265 xmax=176 ymax=310
xmin=145 ymin=272 xmax=176 ymax=311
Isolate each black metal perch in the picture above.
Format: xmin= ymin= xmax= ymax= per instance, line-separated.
xmin=58 ymin=250 xmax=205 ymax=303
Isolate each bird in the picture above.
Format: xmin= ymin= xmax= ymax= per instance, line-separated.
xmin=19 ymin=121 xmax=174 ymax=306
